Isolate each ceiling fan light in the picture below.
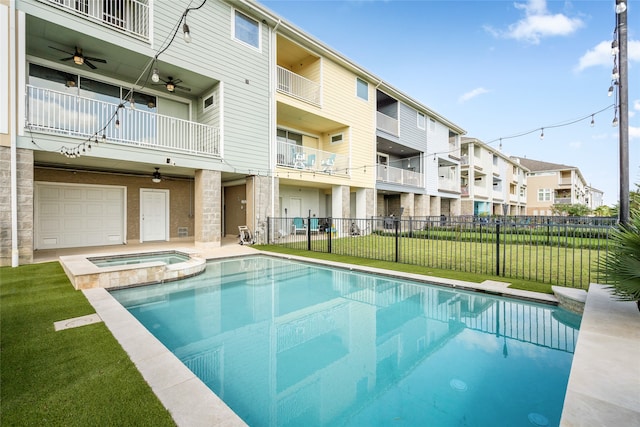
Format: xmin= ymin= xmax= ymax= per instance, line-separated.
xmin=166 ymin=81 xmax=175 ymax=92
xmin=73 ymin=54 xmax=84 ymax=65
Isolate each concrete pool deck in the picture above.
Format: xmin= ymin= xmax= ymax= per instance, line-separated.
xmin=48 ymin=242 xmax=639 ymax=426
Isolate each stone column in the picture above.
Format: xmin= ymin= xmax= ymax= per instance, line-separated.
xmin=414 ymin=194 xmax=429 ymax=217
xmin=400 ymin=193 xmax=414 ymax=218
xmin=194 ymin=169 xmax=221 ymax=249
xmin=0 ymin=147 xmax=33 ymax=266
xmin=430 ymin=196 xmax=441 ymax=216
xmin=246 ymin=175 xmax=273 ymax=244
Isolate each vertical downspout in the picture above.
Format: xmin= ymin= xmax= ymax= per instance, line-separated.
xmin=10 ymin=1 xmax=18 ymax=266
xmin=270 ymin=20 xmax=281 ymax=236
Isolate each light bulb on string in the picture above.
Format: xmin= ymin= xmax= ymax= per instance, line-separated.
xmin=611 ymin=39 xmax=619 ymax=56
xmin=151 ymin=68 xmax=160 ymax=83
xmin=590 ymin=115 xmax=595 ymax=127
xmin=608 ymin=84 xmax=614 ymax=97
xmin=612 ymin=64 xmax=619 ymax=80
xmin=539 ymin=128 xmax=544 ymax=140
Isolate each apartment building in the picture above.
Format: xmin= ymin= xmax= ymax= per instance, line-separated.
xmin=510 ymin=157 xmax=590 ymax=216
xmin=460 ymin=138 xmax=528 ymax=216
xmin=2 ymin=0 xmax=466 ymax=265
xmin=1 ymin=0 xmax=275 ymax=266
xmin=586 ymin=185 xmax=604 ymax=210
xmin=375 ymin=89 xmax=465 ymax=219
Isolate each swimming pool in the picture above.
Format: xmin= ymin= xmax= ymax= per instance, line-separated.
xmin=111 ymin=256 xmax=580 ymax=427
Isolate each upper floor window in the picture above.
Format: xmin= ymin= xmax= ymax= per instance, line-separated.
xmin=234 ymin=10 xmax=260 ymax=49
xmin=538 ymin=188 xmax=551 ymax=201
xmin=356 ymin=78 xmax=368 ymax=101
xmin=417 ymin=112 xmax=426 ymax=129
xmin=429 ymin=118 xmax=436 ymax=132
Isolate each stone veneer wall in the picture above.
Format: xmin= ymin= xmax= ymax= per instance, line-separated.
xmin=246 ymin=175 xmax=273 ymax=244
xmin=0 ymin=147 xmax=33 ymax=266
xmin=194 ymin=169 xmax=221 ymax=248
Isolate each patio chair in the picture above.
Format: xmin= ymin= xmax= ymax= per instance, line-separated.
xmin=309 ymin=217 xmax=319 ymax=233
xmin=321 ymin=153 xmax=336 ymax=173
xmin=305 ymin=154 xmax=316 ymax=169
xmin=292 ymin=217 xmax=306 ymax=234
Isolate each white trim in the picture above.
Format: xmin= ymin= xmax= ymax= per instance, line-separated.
xmin=417 ymin=111 xmax=426 ymax=130
xmin=0 ymin=5 xmax=8 ymax=134
xmin=231 ymin=8 xmax=262 ymax=52
xmin=355 ymin=77 xmax=368 ymax=101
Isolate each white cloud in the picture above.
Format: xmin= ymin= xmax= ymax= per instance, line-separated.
xmin=633 ymin=100 xmax=640 ymax=111
xmin=630 ymin=126 xmax=640 ymax=140
xmin=459 ymin=87 xmax=489 ymax=103
xmin=485 ymin=0 xmax=583 ymax=44
xmin=577 ymin=40 xmax=640 ymax=72
xmin=569 ymin=141 xmax=582 ymax=149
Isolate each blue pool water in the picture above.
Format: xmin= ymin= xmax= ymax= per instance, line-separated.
xmin=111 ymin=256 xmax=581 ymax=427
xmin=89 ymin=251 xmax=189 ymax=267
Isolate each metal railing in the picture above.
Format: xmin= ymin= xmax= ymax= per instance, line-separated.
xmin=377 ymin=164 xmax=423 ymax=187
xmin=277 ymin=66 xmax=321 ymax=106
xmin=26 ymin=85 xmax=221 ymax=157
xmin=44 ymin=0 xmax=149 ymax=39
xmin=266 ymin=215 xmax=617 ymax=289
xmin=276 ymin=140 xmax=347 ymax=176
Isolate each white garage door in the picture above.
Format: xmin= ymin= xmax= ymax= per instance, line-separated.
xmin=35 ymin=182 xmax=126 ymax=250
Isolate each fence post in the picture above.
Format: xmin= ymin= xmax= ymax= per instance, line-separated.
xmin=307 ymin=213 xmax=311 ymax=251
xmin=394 ymin=217 xmax=400 ymax=263
xmin=328 ymin=217 xmax=332 ymax=254
xmin=267 ymin=217 xmax=271 ymax=244
xmin=496 ymin=221 xmax=501 ymax=276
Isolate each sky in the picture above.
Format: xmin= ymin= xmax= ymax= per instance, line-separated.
xmin=260 ymin=0 xmax=639 ymax=206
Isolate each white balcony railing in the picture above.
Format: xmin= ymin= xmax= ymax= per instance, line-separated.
xmin=277 ymin=66 xmax=321 ymax=106
xmin=26 ymin=85 xmax=220 ymax=157
xmin=276 ymin=141 xmax=347 ymax=176
xmin=376 ymin=164 xmax=423 ymax=187
xmin=44 ymin=0 xmax=149 ymax=39
xmin=376 ymin=112 xmax=398 ymax=136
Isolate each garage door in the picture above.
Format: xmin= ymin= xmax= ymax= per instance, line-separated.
xmin=35 ymin=182 xmax=126 ymax=250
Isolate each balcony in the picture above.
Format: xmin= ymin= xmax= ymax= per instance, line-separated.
xmin=277 ymin=66 xmax=321 ymax=106
xmin=276 ymin=141 xmax=347 ymax=176
xmin=554 ymin=197 xmax=572 ymax=205
xmin=439 ymin=177 xmax=459 ymax=192
xmin=43 ymin=0 xmax=149 ymax=39
xmin=376 ymin=112 xmax=398 ymax=136
xmin=376 ymin=164 xmax=423 ymax=187
xmin=26 ymin=85 xmax=220 ymax=157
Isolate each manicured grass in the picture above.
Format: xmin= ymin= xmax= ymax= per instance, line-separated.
xmin=253 ymin=245 xmax=554 ymax=294
xmin=0 ymin=262 xmax=175 ymax=426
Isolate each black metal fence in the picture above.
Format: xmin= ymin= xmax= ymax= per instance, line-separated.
xmin=265 ymin=215 xmax=617 ymax=289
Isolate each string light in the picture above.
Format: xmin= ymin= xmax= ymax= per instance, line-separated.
xmin=590 ymin=115 xmax=595 ymax=127
xmin=539 ymin=128 xmax=544 ymax=140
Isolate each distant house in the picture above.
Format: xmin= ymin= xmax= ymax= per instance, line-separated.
xmin=510 ymin=157 xmax=591 ymax=216
xmin=460 ymin=138 xmax=528 ymax=216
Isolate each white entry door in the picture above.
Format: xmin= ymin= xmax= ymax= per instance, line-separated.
xmin=141 ymin=189 xmax=169 ymax=242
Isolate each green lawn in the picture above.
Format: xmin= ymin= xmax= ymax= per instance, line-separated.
xmin=0 ymin=262 xmax=175 ymax=426
xmin=254 ymin=245 xmax=555 ymax=294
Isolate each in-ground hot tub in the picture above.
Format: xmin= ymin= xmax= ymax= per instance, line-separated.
xmin=59 ymin=250 xmax=207 ymax=290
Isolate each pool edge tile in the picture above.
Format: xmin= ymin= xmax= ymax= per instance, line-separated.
xmin=82 ymin=288 xmax=247 ymax=427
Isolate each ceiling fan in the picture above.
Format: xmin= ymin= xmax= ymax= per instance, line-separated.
xmin=154 ymin=76 xmax=191 ymax=93
xmin=49 ymin=46 xmax=107 ymax=70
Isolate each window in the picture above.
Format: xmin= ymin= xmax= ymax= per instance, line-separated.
xmin=356 ymin=78 xmax=368 ymax=101
xmin=417 ymin=112 xmax=425 ymax=129
xmin=203 ymin=94 xmax=216 ymax=110
xmin=429 ymin=118 xmax=436 ymax=132
xmin=330 ymin=133 xmax=343 ymax=144
xmin=233 ymin=10 xmax=260 ymax=49
xmin=538 ymin=188 xmax=551 ymax=201
xmin=277 ymin=129 xmax=303 ymax=146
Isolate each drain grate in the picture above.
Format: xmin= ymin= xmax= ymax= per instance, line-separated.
xmin=54 ymin=314 xmax=102 ymax=331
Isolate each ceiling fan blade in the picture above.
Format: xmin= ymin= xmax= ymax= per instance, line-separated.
xmin=175 ymin=85 xmax=191 ymax=92
xmin=59 ymin=56 xmax=75 ymax=61
xmin=49 ymin=46 xmax=74 ymax=55
xmin=173 ymin=79 xmax=183 ymax=85
xmin=85 ymin=56 xmax=107 ymax=63
xmin=84 ymin=60 xmax=97 ymax=70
